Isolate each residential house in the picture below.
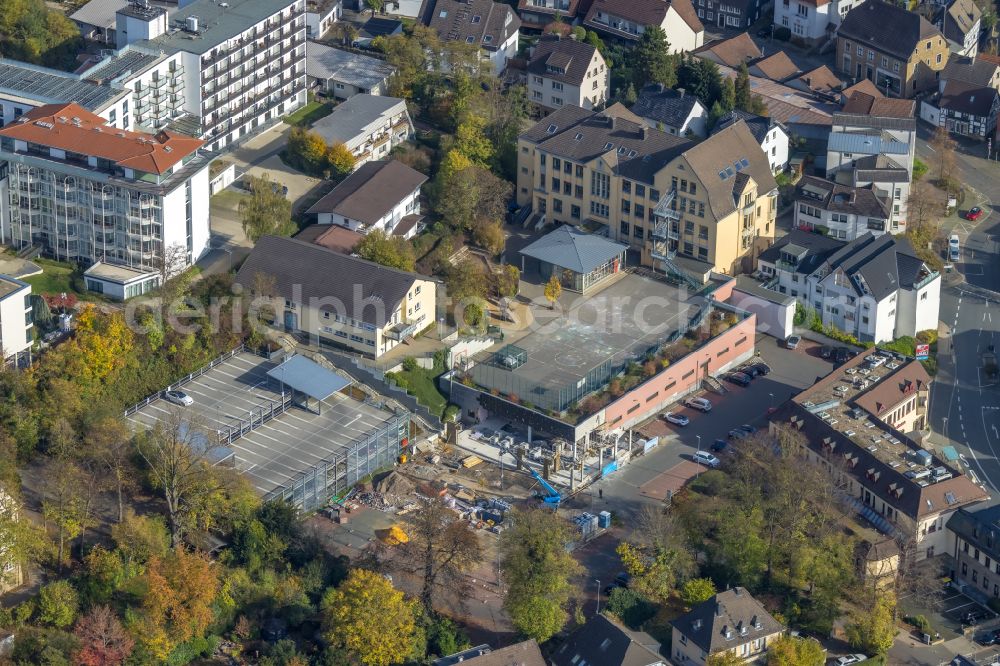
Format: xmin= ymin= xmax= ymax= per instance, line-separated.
xmin=692 ymin=32 xmax=762 ymax=67
xmin=0 ymin=276 xmax=31 ymax=365
xmin=856 ymin=537 xmax=901 ymax=588
xmin=434 ymin=640 xmax=545 ymax=666
xmin=356 ymin=17 xmax=404 ymax=46
xmin=756 ymin=230 xmax=940 ymax=342
xmin=305 ymin=160 xmax=427 ymax=238
xmin=692 ymin=0 xmax=766 ymax=30
xmin=551 ymin=614 xmax=665 ymax=666
xmin=794 ymin=175 xmax=891 ymax=240
xmin=790 ymin=65 xmax=845 ymax=95
xmin=749 ymin=50 xmax=801 ymax=82
xmin=924 ymin=80 xmax=1000 ymax=138
xmin=295 ymin=223 xmax=364 ymax=254
xmin=671 ymin=587 xmax=784 ymax=665
xmin=940 ymin=0 xmax=981 ymax=58
xmin=422 ymin=0 xmax=521 ymax=74
xmin=306 ymin=42 xmax=396 ymax=98
xmin=0 ymin=486 xmax=24 ymax=595
xmin=773 ymin=0 xmax=863 ymax=47
xmin=235 ymin=235 xmax=437 ymax=358
xmin=853 ymin=359 xmax=933 ymax=433
xmin=839 ymin=77 xmax=885 ymax=104
xmin=630 ymin=84 xmax=709 ymax=137
xmin=516 ymin=0 xmax=585 ymax=31
xmin=0 ymin=103 xmax=210 ymax=289
xmin=712 ymin=109 xmax=789 ymax=173
xmin=311 ymin=94 xmax=413 ymax=168
xmin=826 ymin=94 xmax=917 ymax=232
xmin=526 ymin=35 xmax=609 ymax=111
xmin=940 ymin=55 xmax=1000 ymax=91
xmin=305 ymin=0 xmax=342 ymax=39
xmin=947 ymin=504 xmax=1000 ymax=603
xmin=770 ymin=346 xmax=987 ymax=559
xmin=836 ymin=0 xmax=949 ymax=98
xmin=583 ymin=0 xmax=705 ymax=52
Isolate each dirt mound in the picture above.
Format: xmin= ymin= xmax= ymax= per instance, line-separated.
xmin=373 ymin=471 xmax=414 ymax=498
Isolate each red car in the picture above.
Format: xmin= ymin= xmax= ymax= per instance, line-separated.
xmin=966 ymin=207 xmax=984 ymax=221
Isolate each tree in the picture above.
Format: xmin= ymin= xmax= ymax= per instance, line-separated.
xmin=238 ymin=173 xmax=295 ymax=243
xmin=397 ymin=497 xmax=483 ymax=611
xmin=495 ymin=265 xmax=520 ymax=300
xmin=366 ymin=0 xmax=384 ymax=15
xmin=353 ymin=229 xmax=416 ymax=271
xmin=544 ymin=274 xmax=562 ymax=309
xmin=733 ymin=63 xmax=767 ymax=115
xmin=446 ymin=259 xmax=489 ymax=302
xmin=74 ymin=605 xmax=134 ymax=666
xmin=929 ymin=125 xmax=958 ymax=183
xmin=766 ymin=635 xmax=825 ymax=666
xmin=140 ymin=548 xmax=220 ymax=660
xmin=37 ymin=580 xmax=79 ymax=628
xmin=326 ymin=142 xmax=356 ymax=178
xmin=680 ymin=578 xmax=717 ymax=607
xmin=0 ymin=0 xmax=84 ymax=69
xmin=707 ymin=652 xmax=746 ymax=666
xmin=434 ymin=157 xmax=512 ymax=232
xmin=473 ymin=220 xmax=505 ymax=257
xmin=501 ymin=509 xmax=582 ymax=642
xmin=111 ymin=512 xmax=170 ymax=567
xmin=906 ymin=180 xmax=946 ymax=231
xmin=285 ymin=127 xmax=329 ymax=175
xmin=454 ymin=115 xmax=494 ymax=167
xmin=86 ymin=417 xmax=136 ymax=524
xmin=632 ymin=26 xmax=676 ymax=89
xmin=321 ymin=569 xmax=418 ymax=666
xmin=845 ymin=590 xmax=897 ymax=656
xmin=0 ymin=486 xmax=47 ymax=591
xmin=41 ymin=419 xmax=85 ymax=570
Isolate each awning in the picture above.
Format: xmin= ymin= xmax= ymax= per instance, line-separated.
xmin=267 ymin=354 xmax=352 ymax=402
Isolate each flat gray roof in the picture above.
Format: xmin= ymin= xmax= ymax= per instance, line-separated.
xmin=0 ymin=275 xmax=29 ymax=300
xmin=83 ymin=261 xmax=156 ymax=284
xmin=0 ymin=59 xmax=127 ymax=111
xmin=519 ymin=225 xmax=628 ymax=274
xmin=306 ymin=42 xmax=395 ymax=90
xmin=267 ymin=354 xmax=352 ymax=401
xmin=80 ymin=46 xmax=166 ymax=85
xmin=733 ymin=275 xmax=795 ymax=306
xmin=138 ymin=0 xmax=299 ymax=55
xmin=311 ymin=94 xmax=406 ymax=145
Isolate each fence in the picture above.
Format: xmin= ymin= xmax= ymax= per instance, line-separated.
xmin=217 ymin=392 xmax=295 ymax=445
xmin=123 ymin=344 xmax=250 ymax=417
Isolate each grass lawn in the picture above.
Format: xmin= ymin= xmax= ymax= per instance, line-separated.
xmin=24 ymin=259 xmax=79 ymax=297
xmin=283 ymin=100 xmax=334 ymax=128
xmin=386 ymin=363 xmax=448 ymax=417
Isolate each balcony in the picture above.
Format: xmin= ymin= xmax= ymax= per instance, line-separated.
xmin=151 ymin=77 xmax=167 ymax=89
xmin=135 ymin=87 xmax=150 ymax=100
xmin=385 ymin=321 xmax=419 ymax=341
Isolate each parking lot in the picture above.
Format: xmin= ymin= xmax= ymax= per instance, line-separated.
xmin=900 ymin=584 xmax=998 ymax=640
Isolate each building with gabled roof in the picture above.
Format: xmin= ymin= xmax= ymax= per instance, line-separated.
xmin=553 ymin=613 xmax=665 ymax=666
xmin=794 ymin=175 xmax=891 ymax=240
xmin=711 ymin=109 xmax=789 ymax=173
xmin=672 ymin=587 xmax=784 ymax=665
xmin=421 ymin=0 xmax=520 ymax=74
xmin=630 ymin=83 xmax=708 ymax=137
xmin=749 ymin=51 xmax=801 ymax=82
xmin=311 ymin=94 xmax=413 ymax=168
xmin=789 ymin=65 xmax=844 ymax=95
xmin=773 ymin=0 xmax=863 ymax=47
xmin=583 ymin=0 xmax=704 ymax=51
xmin=940 ymin=56 xmax=1000 ymax=90
xmin=516 ymin=0 xmax=585 ymax=31
xmin=940 ymin=0 xmax=981 ymax=58
xmin=692 ymin=32 xmax=761 ymax=68
xmin=526 ymin=35 xmax=609 ymax=111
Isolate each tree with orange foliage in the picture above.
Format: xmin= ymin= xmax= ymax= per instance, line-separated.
xmin=139 ymin=548 xmax=219 ymax=660
xmin=74 ymin=605 xmax=134 ymax=666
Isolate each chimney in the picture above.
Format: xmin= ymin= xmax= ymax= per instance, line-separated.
xmin=716 ymin=604 xmax=723 ymax=617
xmin=640 ymin=126 xmax=648 ymax=140
xmin=678 ymin=87 xmax=685 ymax=98
xmin=608 ymin=115 xmax=615 ymax=130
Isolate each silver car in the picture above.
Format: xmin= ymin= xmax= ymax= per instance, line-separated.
xmin=164 ymin=390 xmax=194 ymax=406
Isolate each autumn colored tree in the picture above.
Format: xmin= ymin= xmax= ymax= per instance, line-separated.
xmin=326 ymin=142 xmax=356 ymax=178
xmin=473 ymin=219 xmax=506 ymax=257
xmin=321 ymin=569 xmax=418 ymax=666
xmin=707 ymin=651 xmax=745 ymax=666
xmin=354 ymin=229 xmax=416 ymax=271
xmin=544 ymin=274 xmax=562 ymax=309
xmin=238 ymin=173 xmax=296 ymax=243
xmin=845 ymin=590 xmax=896 ymax=656
xmin=286 ymin=127 xmax=329 ymax=174
xmin=37 ymin=580 xmax=79 ymax=628
xmin=41 ymin=418 xmax=85 ymax=569
xmin=454 ymin=115 xmax=494 ymax=166
xmin=74 ymin=605 xmax=135 ymax=666
xmin=680 ymin=577 xmax=717 ymax=607
xmin=140 ymin=548 xmax=220 ymax=660
xmin=495 ymin=264 xmax=520 ymax=300
xmin=86 ymin=417 xmax=136 ymax=523
xmin=766 ymin=635 xmax=825 ymax=666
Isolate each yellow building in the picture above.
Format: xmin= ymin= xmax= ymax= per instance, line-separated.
xmin=516 ymin=105 xmax=777 ymax=279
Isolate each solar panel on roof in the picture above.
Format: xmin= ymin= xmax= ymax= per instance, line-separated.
xmin=719 ymin=170 xmax=727 ymax=180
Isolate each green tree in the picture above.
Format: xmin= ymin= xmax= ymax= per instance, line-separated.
xmin=495 ymin=265 xmax=520 ymax=300
xmin=321 ymin=569 xmax=418 ymax=666
xmin=633 ymin=26 xmax=676 ymax=89
xmin=543 ymin=274 xmax=562 ymax=309
xmin=767 ymin=635 xmax=826 ymax=666
xmin=326 ymin=142 xmax=356 ymax=178
xmin=454 ymin=115 xmax=494 ymax=166
xmin=680 ymin=578 xmax=717 ymax=607
xmin=708 ymin=651 xmax=746 ymax=666
xmin=846 ymin=590 xmax=897 ymax=656
xmin=446 ymin=258 xmax=489 ymax=302
xmin=571 ymin=25 xmax=587 ymax=40
xmin=285 ymin=127 xmax=329 ymax=174
xmin=37 ymin=581 xmax=79 ymax=628
xmin=238 ymin=174 xmax=295 ymax=243
xmin=353 ymin=229 xmax=416 ymax=271
xmin=501 ymin=509 xmax=582 ymax=642
xmin=0 ymin=0 xmax=84 ymax=69
xmin=472 ymin=219 xmax=505 ymax=256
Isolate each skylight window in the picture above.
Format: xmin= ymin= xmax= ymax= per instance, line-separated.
xmin=740 ymin=158 xmax=750 ymax=168
xmin=466 ymin=36 xmax=474 ymax=43
xmin=439 ymin=10 xmax=447 ymax=17
xmin=471 ymin=14 xmax=481 ymax=23
xmin=546 ymin=124 xmax=558 ymax=133
xmin=483 ymin=35 xmax=493 ymax=43
xmin=604 ymin=142 xmax=614 ymax=149
xmin=574 ymin=132 xmax=583 ymax=140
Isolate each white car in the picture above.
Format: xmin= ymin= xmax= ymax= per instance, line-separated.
xmin=949 ymin=234 xmax=961 ymax=262
xmin=693 ymin=451 xmax=720 ymax=467
xmin=164 ymin=389 xmax=194 ymax=406
xmin=834 ymin=655 xmax=868 ymax=666
xmin=684 ymin=397 xmax=713 ymax=412
xmin=663 ymin=412 xmax=690 ymax=426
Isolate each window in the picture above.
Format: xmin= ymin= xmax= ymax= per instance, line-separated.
xmin=552 ymin=81 xmax=563 ymax=91
xmin=635 ymin=184 xmax=646 ymax=197
xmin=936 ymin=53 xmax=943 ymax=64
xmin=622 ymin=180 xmax=631 ymax=194
xmin=571 ymin=204 xmax=580 ymax=219
xmin=633 ymin=224 xmax=643 ymax=238
xmin=635 ymin=204 xmax=645 ymax=219
xmin=796 ymin=3 xmax=807 ymax=16
xmin=650 ymin=188 xmax=660 ymax=201
xmin=553 ymin=199 xmax=562 ymax=213
xmin=552 ymin=158 xmax=561 ymax=171
xmin=551 ymin=177 xmax=560 ymax=190
xmin=590 ymin=201 xmax=609 ymax=217
xmin=893 ymin=62 xmax=900 ymax=73
xmin=563 ymin=161 xmax=572 ymax=174
xmin=591 ymin=171 xmax=610 ymax=198
xmin=575 ymin=185 xmax=583 ymax=199
xmin=622 ymin=200 xmax=631 ymax=214
xmin=552 ymin=97 xmax=563 ymax=106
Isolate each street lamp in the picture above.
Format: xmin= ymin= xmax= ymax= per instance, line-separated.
xmin=942 ymin=416 xmax=949 ymax=442
xmin=696 ymin=435 xmax=701 ymax=453
xmin=595 ymin=579 xmax=601 ymax=616
xmin=769 ymin=392 xmax=775 ymax=410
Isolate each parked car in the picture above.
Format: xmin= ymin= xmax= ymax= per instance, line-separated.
xmin=784 ymin=335 xmax=801 ymax=349
xmin=819 ymin=345 xmax=833 ymax=359
xmin=693 ymin=451 xmax=721 ymax=467
xmin=685 ymin=397 xmax=713 ymax=412
xmin=728 ymin=428 xmax=748 ymax=440
xmin=164 ymin=390 xmax=194 ymax=406
xmin=950 ymin=234 xmax=961 ymax=262
xmin=834 ymin=655 xmax=868 ymax=666
xmin=741 ymin=365 xmax=761 ymax=378
xmin=966 ymin=206 xmax=984 ymax=221
xmin=737 ymin=424 xmax=757 ymax=435
xmin=663 ymin=412 xmax=690 ymax=426
xmin=976 ymin=629 xmax=1000 ymax=646
xmin=710 ymin=439 xmax=729 ymax=453
xmin=834 ymin=347 xmax=854 ymax=364
xmin=749 ymin=362 xmax=771 ymax=375
xmin=725 ymin=372 xmax=751 ymax=387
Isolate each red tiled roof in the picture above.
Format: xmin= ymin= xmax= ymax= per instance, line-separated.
xmin=842 ymin=91 xmax=915 ymax=117
xmin=0 ymin=102 xmax=203 ymax=176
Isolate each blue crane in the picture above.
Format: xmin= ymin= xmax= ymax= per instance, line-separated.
xmin=530 ymin=468 xmax=562 ymax=506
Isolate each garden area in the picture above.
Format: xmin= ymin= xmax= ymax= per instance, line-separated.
xmin=283 ymin=98 xmax=334 ymax=128
xmin=385 ymin=354 xmax=452 ymax=420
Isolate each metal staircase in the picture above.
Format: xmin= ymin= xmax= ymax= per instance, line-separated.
xmin=650 ymin=189 xmax=701 ymax=289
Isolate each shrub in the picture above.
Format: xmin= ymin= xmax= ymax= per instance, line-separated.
xmin=402 ymin=357 xmax=419 ymax=372
xmin=774 ymin=26 xmax=792 ymax=40
xmin=913 ymin=158 xmax=929 ymax=181
xmin=604 ymin=587 xmax=656 ymax=629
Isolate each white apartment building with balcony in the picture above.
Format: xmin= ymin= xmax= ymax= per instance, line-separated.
xmin=311 ymin=95 xmax=413 ymax=169
xmin=0 ymin=275 xmax=31 ymax=365
xmin=0 ymin=103 xmax=211 ymax=286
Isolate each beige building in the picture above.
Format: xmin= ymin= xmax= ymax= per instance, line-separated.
xmin=671 ymin=587 xmax=784 ymax=665
xmin=235 ymin=235 xmax=436 ymax=358
xmin=516 ymin=105 xmax=776 ymax=281
xmin=526 ymin=36 xmax=609 ymax=111
xmin=836 ymin=0 xmax=949 ymax=98
xmin=853 ymin=360 xmax=931 ymax=433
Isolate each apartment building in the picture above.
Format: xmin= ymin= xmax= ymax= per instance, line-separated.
xmin=311 ymin=95 xmax=413 ymax=169
xmin=235 ymin=235 xmax=437 ymax=358
xmin=0 ymin=276 xmax=31 ymax=365
xmin=757 ymin=230 xmax=940 ymax=342
xmin=794 ymin=175 xmax=891 ymax=240
xmin=774 ymin=0 xmax=862 ymax=46
xmin=583 ymin=0 xmax=705 ymax=51
xmin=0 ymin=103 xmax=211 ymax=280
xmin=771 ymin=347 xmax=988 ymax=559
xmin=526 ymin=36 xmax=609 ymax=111
xmin=947 ymin=505 xmax=1000 ymax=604
xmin=940 ymin=0 xmax=981 ymax=58
xmin=672 ymin=588 xmax=784 ymax=665
xmin=517 ymin=0 xmax=584 ymax=30
xmin=516 ymin=106 xmax=776 ymax=279
xmin=837 ymin=0 xmax=949 ymax=98
xmin=712 ymin=109 xmax=789 ymax=173
xmin=422 ymin=0 xmax=521 ymax=75
xmin=853 ymin=360 xmax=932 ymax=433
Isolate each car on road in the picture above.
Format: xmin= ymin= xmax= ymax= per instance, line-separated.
xmin=728 ymin=428 xmax=749 ymax=440
xmin=663 ymin=412 xmax=690 ymax=426
xmin=834 ymin=655 xmax=868 ymax=666
xmin=724 ymin=372 xmax=751 ymax=387
xmin=736 ymin=424 xmax=757 ymax=435
xmin=784 ymin=335 xmax=801 ymax=349
xmin=693 ymin=451 xmax=720 ymax=467
xmin=741 ymin=365 xmax=762 ymax=378
xmin=966 ymin=206 xmax=984 ymax=221
xmin=164 ymin=389 xmax=194 ymax=406
xmin=711 ymin=439 xmax=729 ymax=453
xmin=748 ymin=361 xmax=771 ymax=375
xmin=684 ymin=396 xmax=713 ymax=412
xmin=950 ymin=234 xmax=961 ymax=262
xmin=819 ymin=345 xmax=833 ymax=359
